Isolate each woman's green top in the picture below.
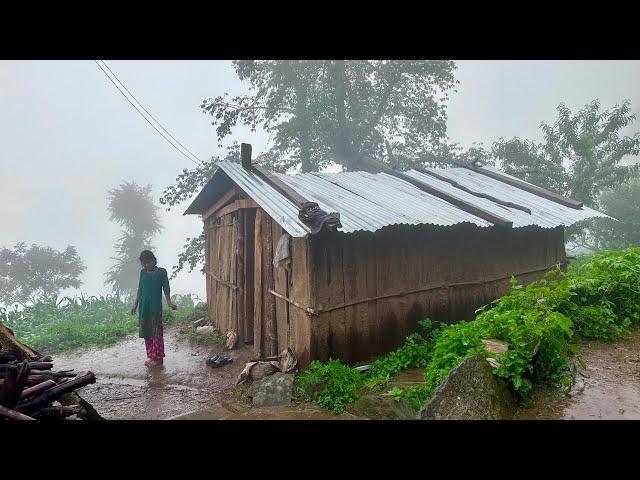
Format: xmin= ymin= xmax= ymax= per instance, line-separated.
xmin=137 ymin=267 xmax=170 ymax=339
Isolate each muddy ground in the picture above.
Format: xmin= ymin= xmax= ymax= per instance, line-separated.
xmin=54 ymin=326 xmax=255 ymax=420
xmin=55 ymin=325 xmax=640 ymax=420
xmin=54 ymin=325 xmax=358 ymax=420
xmin=516 ymin=330 xmax=640 ymax=420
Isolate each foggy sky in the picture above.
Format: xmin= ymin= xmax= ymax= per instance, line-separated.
xmin=1 ymin=60 xmax=638 ymax=302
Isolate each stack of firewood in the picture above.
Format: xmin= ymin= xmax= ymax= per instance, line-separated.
xmin=0 ymin=322 xmax=96 ymax=421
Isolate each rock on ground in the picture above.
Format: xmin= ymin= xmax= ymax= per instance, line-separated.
xmin=348 ymin=395 xmax=415 ymax=420
xmin=247 ymin=372 xmax=296 ymax=407
xmin=250 ymin=362 xmax=278 ymax=380
xmin=418 ymin=354 xmax=516 ymax=420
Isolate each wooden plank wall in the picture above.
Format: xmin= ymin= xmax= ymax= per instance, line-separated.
xmin=307 ymin=224 xmax=567 ymax=366
xmin=205 ymin=212 xmax=237 ymax=336
xmin=288 ymin=236 xmax=312 ymax=369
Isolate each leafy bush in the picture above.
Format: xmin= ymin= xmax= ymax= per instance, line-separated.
xmin=297 ymin=359 xmax=364 ymax=414
xmin=567 ymin=248 xmax=640 ymax=338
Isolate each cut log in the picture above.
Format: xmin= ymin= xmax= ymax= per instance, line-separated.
xmin=17 ymin=371 xmax=96 ymax=415
xmin=0 ymin=403 xmax=36 ymax=420
xmin=0 ymin=360 xmax=30 ymax=409
xmin=20 ymin=379 xmax=57 ymax=400
xmin=0 ymin=361 xmax=52 ymax=371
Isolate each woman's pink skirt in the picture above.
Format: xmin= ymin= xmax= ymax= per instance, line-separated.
xmin=144 ymin=320 xmax=165 ymax=360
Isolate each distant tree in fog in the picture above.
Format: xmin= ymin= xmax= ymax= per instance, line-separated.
xmin=490 ymin=100 xmax=640 ymax=249
xmin=584 ymin=177 xmax=640 ymax=250
xmin=0 ymin=242 xmax=85 ymax=306
xmin=105 ymin=181 xmax=162 ymax=296
xmin=201 ymin=60 xmax=458 ymax=172
xmin=493 ymin=100 xmax=640 ymax=208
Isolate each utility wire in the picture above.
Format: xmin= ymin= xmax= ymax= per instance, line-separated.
xmin=98 ymin=60 xmax=204 ymax=166
xmin=94 ymin=60 xmax=203 ymax=167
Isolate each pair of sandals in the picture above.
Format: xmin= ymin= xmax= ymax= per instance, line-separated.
xmin=206 ymin=354 xmax=233 ymax=368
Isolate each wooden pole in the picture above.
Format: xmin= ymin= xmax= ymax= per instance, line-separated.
xmin=412 ymin=165 xmax=532 ymax=214
xmin=235 ymin=210 xmax=245 ymax=346
xmin=265 ymin=217 xmax=278 ymax=357
xmin=253 ymin=209 xmax=264 ymax=358
xmin=360 ymin=157 xmax=513 ymax=227
xmin=454 ymin=161 xmax=584 ymax=209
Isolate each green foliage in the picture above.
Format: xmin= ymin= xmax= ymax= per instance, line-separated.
xmin=589 ymin=176 xmax=640 ymax=250
xmin=0 ymin=242 xmax=86 ymax=306
xmin=201 ymin=60 xmax=457 ymax=172
xmin=105 ymin=181 xmax=163 ymax=295
xmin=1 ymin=293 xmax=205 ymax=353
xmin=567 ymin=248 xmax=640 ymax=338
xmin=494 ymin=100 xmax=640 ymax=208
xmin=365 ymin=320 xmax=437 ymax=391
xmin=297 ymin=359 xmax=364 ymax=414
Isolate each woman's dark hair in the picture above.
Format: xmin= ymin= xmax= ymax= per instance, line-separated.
xmin=139 ymin=250 xmax=157 ymax=264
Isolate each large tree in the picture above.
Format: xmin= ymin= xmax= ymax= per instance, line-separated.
xmin=493 ymin=100 xmax=640 ymax=208
xmin=0 ymin=242 xmax=85 ymax=306
xmin=201 ymin=60 xmax=458 ymax=172
xmin=491 ymin=100 xmax=639 ymax=250
xmin=584 ymin=176 xmax=640 ymax=251
xmin=105 ymin=181 xmax=162 ymax=296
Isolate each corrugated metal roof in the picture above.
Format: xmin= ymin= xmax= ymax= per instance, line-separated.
xmin=186 ymin=161 xmax=610 ymax=238
xmin=407 ymin=167 xmax=609 ymax=229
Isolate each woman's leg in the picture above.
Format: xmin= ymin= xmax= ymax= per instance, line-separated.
xmin=144 ymin=321 xmax=165 ymax=361
xmin=152 ymin=320 xmax=165 ymax=360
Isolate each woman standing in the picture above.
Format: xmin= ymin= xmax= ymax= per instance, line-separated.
xmin=130 ymin=250 xmax=177 ymax=367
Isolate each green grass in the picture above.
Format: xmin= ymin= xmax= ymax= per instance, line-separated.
xmin=2 ymin=294 xmax=206 ymax=353
xmin=298 ymin=247 xmax=640 ymax=414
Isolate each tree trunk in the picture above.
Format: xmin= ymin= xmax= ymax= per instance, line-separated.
xmin=331 ymin=60 xmax=354 ymax=169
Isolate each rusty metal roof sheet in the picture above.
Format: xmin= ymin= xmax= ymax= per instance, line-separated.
xmin=185 ymin=161 xmax=610 ymax=238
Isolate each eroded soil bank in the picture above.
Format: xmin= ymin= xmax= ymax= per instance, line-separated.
xmin=516 ymin=330 xmax=640 ymax=420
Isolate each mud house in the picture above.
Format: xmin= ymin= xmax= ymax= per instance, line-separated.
xmin=185 ymin=144 xmax=607 ymax=369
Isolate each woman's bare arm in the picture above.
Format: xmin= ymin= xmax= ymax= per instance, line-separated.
xmin=130 ymin=290 xmax=140 ymax=315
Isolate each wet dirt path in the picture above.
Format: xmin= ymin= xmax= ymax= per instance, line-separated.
xmin=54 ymin=327 xmax=254 ymax=420
xmin=516 ymin=330 xmax=640 ymax=420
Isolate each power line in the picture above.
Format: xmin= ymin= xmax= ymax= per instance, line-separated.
xmin=94 ymin=60 xmax=203 ymax=167
xmin=98 ymin=60 xmax=204 ymax=166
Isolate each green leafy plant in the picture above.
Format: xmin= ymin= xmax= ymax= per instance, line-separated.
xmin=297 ymin=359 xmax=364 ymax=414
xmin=2 ymin=293 xmax=206 ymax=353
